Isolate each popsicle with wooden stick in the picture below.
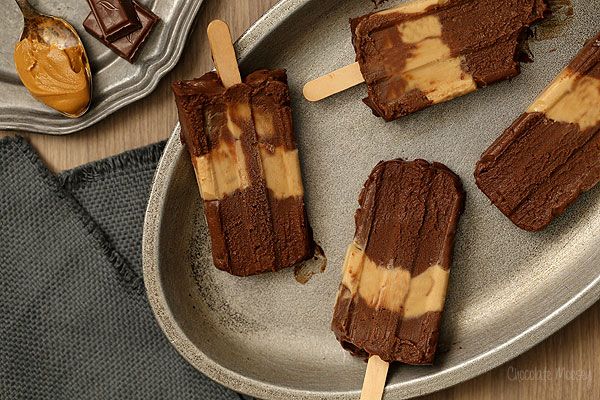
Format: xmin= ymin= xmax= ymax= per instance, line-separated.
xmin=331 ymin=159 xmax=464 ymax=399
xmin=475 ymin=31 xmax=600 ymax=232
xmin=171 ymin=20 xmax=314 ymax=277
xmin=304 ymin=0 xmax=547 ymax=121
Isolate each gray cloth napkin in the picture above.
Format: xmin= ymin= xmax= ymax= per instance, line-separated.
xmin=0 ymin=136 xmax=247 ymax=400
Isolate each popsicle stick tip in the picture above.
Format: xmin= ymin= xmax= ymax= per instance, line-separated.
xmin=207 ymin=19 xmax=229 ymax=34
xmin=303 ymin=62 xmax=364 ymax=102
xmin=360 ymin=355 xmax=390 ymax=400
xmin=207 ymin=19 xmax=241 ymax=88
xmin=302 ymin=81 xmax=322 ymax=102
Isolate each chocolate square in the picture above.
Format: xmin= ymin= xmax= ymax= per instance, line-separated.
xmin=86 ymin=0 xmax=142 ymax=41
xmin=84 ymin=1 xmax=159 ymax=63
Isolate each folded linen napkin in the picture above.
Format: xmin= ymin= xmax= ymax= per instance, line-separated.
xmin=0 ymin=136 xmax=248 ymax=400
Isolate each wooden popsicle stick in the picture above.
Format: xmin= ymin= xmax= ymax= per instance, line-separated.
xmin=303 ymin=62 xmax=364 ymax=102
xmin=207 ymin=20 xmax=242 ymax=88
xmin=360 ymin=356 xmax=390 ymax=400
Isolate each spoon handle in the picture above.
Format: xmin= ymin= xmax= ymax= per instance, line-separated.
xmin=14 ymin=0 xmax=38 ymax=18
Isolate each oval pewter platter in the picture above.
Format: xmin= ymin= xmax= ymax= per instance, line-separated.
xmin=0 ymin=0 xmax=202 ymax=135
xmin=143 ymin=0 xmax=600 ymax=399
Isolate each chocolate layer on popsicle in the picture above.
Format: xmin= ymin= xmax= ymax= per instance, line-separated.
xmin=83 ymin=0 xmax=159 ymax=63
xmin=172 ymin=69 xmax=314 ymax=276
xmin=332 ymin=159 xmax=464 ymax=364
xmin=475 ymin=32 xmax=600 ymax=232
xmin=86 ymin=0 xmax=141 ymax=42
xmin=351 ymin=0 xmax=547 ymax=121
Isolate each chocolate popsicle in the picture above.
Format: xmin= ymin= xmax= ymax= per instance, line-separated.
xmin=83 ymin=0 xmax=159 ymax=63
xmin=332 ymin=159 xmax=464 ymax=364
xmin=475 ymin=32 xmax=600 ymax=232
xmin=86 ymin=0 xmax=141 ymax=42
xmin=351 ymin=0 xmax=547 ymax=121
xmin=172 ymin=69 xmax=314 ymax=277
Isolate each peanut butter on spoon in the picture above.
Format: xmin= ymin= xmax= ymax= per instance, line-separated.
xmin=13 ymin=0 xmax=92 ymax=118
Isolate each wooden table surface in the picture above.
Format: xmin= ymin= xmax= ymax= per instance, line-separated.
xmin=2 ymin=0 xmax=598 ymax=399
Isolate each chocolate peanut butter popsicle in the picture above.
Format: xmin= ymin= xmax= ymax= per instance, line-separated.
xmin=475 ymin=32 xmax=600 ymax=232
xmin=350 ymin=0 xmax=547 ymax=121
xmin=172 ymin=21 xmax=313 ymax=277
xmin=332 ymin=160 xmax=464 ymax=366
xmin=304 ymin=0 xmax=547 ymax=122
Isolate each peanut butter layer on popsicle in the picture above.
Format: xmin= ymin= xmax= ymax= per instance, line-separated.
xmin=332 ymin=159 xmax=464 ymax=364
xmin=475 ymin=32 xmax=600 ymax=232
xmin=351 ymin=0 xmax=547 ymax=121
xmin=172 ymin=69 xmax=314 ymax=276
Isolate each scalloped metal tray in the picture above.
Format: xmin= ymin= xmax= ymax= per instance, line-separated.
xmin=143 ymin=0 xmax=600 ymax=399
xmin=0 ymin=0 xmax=202 ymax=135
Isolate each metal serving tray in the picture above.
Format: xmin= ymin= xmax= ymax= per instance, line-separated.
xmin=0 ymin=0 xmax=202 ymax=134
xmin=143 ymin=0 xmax=600 ymax=398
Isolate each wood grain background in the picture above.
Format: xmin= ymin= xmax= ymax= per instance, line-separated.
xmin=1 ymin=0 xmax=598 ymax=398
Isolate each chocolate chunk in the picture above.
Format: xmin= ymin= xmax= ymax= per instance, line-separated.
xmin=83 ymin=1 xmax=159 ymax=63
xmin=86 ymin=0 xmax=141 ymax=42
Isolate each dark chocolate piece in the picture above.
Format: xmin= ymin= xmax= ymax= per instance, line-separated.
xmin=475 ymin=32 xmax=600 ymax=231
xmin=332 ymin=159 xmax=464 ymax=364
xmin=83 ymin=1 xmax=159 ymax=63
xmin=172 ymin=70 xmax=314 ymax=277
xmin=86 ymin=0 xmax=141 ymax=42
xmin=351 ymin=0 xmax=547 ymax=121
